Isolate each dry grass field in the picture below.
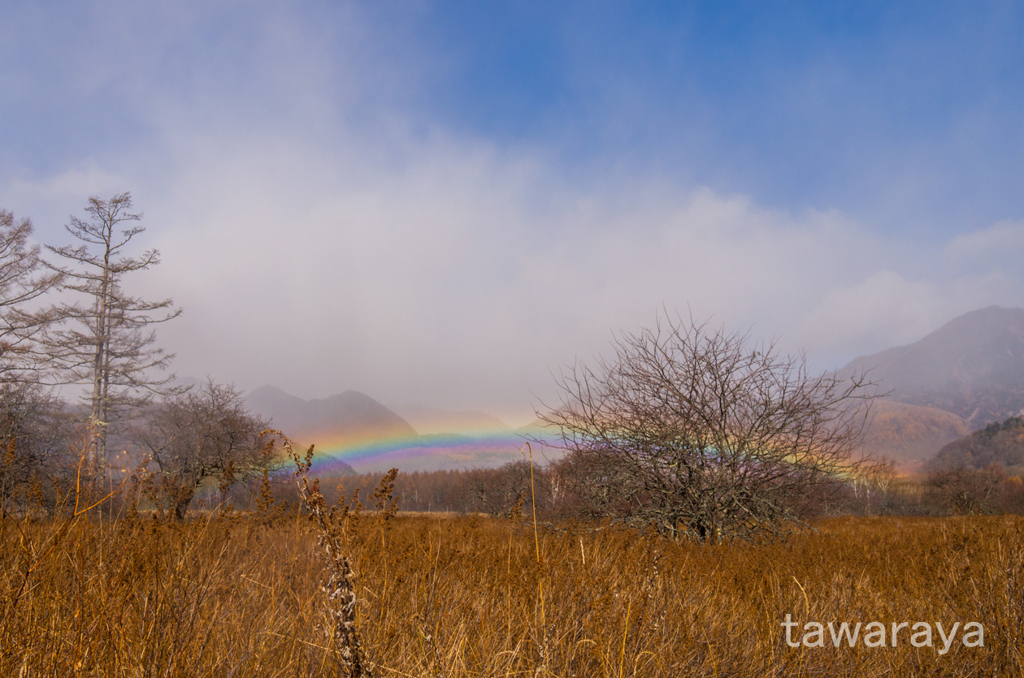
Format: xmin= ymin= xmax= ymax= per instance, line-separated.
xmin=2 ymin=503 xmax=1022 ymax=677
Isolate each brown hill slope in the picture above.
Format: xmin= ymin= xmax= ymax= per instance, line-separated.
xmin=859 ymin=400 xmax=970 ymax=467
xmin=841 ymin=306 xmax=1024 ymax=430
xmin=930 ymin=416 xmax=1024 ymax=473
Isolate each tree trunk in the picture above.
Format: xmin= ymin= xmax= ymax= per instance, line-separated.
xmin=88 ymin=247 xmax=112 ymax=475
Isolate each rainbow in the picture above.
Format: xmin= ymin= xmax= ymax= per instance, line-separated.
xmin=303 ymin=426 xmax=561 ymax=475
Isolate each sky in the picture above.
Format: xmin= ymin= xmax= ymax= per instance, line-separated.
xmin=2 ymin=0 xmax=1023 ymax=426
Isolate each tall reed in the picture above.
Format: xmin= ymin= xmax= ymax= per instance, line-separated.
xmin=1 ymin=476 xmax=1021 ymax=676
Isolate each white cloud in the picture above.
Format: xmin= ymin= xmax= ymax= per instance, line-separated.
xmin=0 ymin=165 xmax=131 ymax=240
xmin=944 ymin=219 xmax=1024 ymax=265
xmin=2 ymin=2 xmax=1023 ymax=425
xmin=7 ymin=119 xmax=1022 ymax=424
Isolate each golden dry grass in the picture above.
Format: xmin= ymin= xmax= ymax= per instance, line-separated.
xmin=2 ymin=510 xmax=1022 ymax=676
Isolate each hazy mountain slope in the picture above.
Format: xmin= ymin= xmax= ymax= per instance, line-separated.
xmin=930 ymin=416 xmax=1024 ymax=473
xmin=245 ymin=386 xmax=416 ymax=474
xmin=859 ymin=400 xmax=970 ymax=466
xmin=841 ymin=306 xmax=1024 ymax=430
xmin=243 ymin=387 xmax=542 ymax=474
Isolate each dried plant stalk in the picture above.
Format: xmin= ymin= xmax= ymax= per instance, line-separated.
xmin=265 ymin=429 xmax=374 ymax=677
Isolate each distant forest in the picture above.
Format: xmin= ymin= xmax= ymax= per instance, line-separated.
xmin=258 ymin=453 xmax=1024 ymax=522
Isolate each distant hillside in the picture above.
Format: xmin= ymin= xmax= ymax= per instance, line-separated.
xmin=245 ymin=386 xmax=417 ymax=474
xmin=246 ymin=386 xmax=417 ymax=440
xmin=841 ymin=306 xmax=1024 ymax=430
xmin=244 ymin=387 xmax=552 ymax=474
xmin=859 ymin=400 xmax=970 ymax=467
xmin=930 ymin=416 xmax=1024 ymax=474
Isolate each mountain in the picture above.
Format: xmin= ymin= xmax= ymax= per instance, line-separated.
xmin=244 ymin=387 xmax=543 ymax=474
xmin=930 ymin=416 xmax=1024 ymax=474
xmin=244 ymin=386 xmax=416 ymax=473
xmin=246 ymin=385 xmax=417 ymax=443
xmin=841 ymin=306 xmax=1024 ymax=430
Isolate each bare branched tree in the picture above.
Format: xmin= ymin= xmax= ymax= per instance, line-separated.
xmin=0 ymin=381 xmax=78 ymax=513
xmin=464 ymin=460 xmax=548 ymax=517
xmin=539 ymin=313 xmax=877 ymax=543
xmin=0 ymin=210 xmax=63 ymax=381
xmin=132 ymin=381 xmax=269 ymax=519
xmin=41 ymin=193 xmax=181 ymax=471
xmin=926 ymin=464 xmax=1006 ymax=516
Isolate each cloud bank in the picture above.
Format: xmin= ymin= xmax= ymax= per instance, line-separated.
xmin=1 ymin=2 xmax=1022 ymax=425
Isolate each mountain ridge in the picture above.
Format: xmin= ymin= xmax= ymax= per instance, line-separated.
xmin=842 ymin=306 xmax=1024 ymax=431
xmin=244 ymin=386 xmax=543 ymax=473
xmin=930 ymin=415 xmax=1024 ymax=474
xmin=243 ymin=306 xmax=1024 ymax=472
xmin=244 ymin=386 xmax=416 ymax=476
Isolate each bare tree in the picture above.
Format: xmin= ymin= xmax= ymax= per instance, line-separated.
xmin=925 ymin=464 xmax=1006 ymax=516
xmin=539 ymin=313 xmax=877 ymax=543
xmin=0 ymin=210 xmax=63 ymax=381
xmin=464 ymin=460 xmax=548 ymax=517
xmin=132 ymin=381 xmax=269 ymax=519
xmin=0 ymin=381 xmax=79 ymax=514
xmin=42 ymin=193 xmax=180 ymax=471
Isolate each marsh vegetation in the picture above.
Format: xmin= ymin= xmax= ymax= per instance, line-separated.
xmin=2 ymin=471 xmax=1022 ymax=677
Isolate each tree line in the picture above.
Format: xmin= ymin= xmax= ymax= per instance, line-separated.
xmin=266 ymin=459 xmax=1024 ymax=524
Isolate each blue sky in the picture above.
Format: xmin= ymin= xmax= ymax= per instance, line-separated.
xmin=413 ymin=1 xmax=1024 ymax=229
xmin=2 ymin=1 xmax=1023 ymax=423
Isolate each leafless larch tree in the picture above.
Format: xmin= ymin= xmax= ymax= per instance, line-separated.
xmin=0 ymin=210 xmax=64 ymax=382
xmin=42 ymin=193 xmax=181 ymax=472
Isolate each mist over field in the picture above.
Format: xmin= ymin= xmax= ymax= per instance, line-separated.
xmin=2 ymin=2 xmax=1024 ymax=427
